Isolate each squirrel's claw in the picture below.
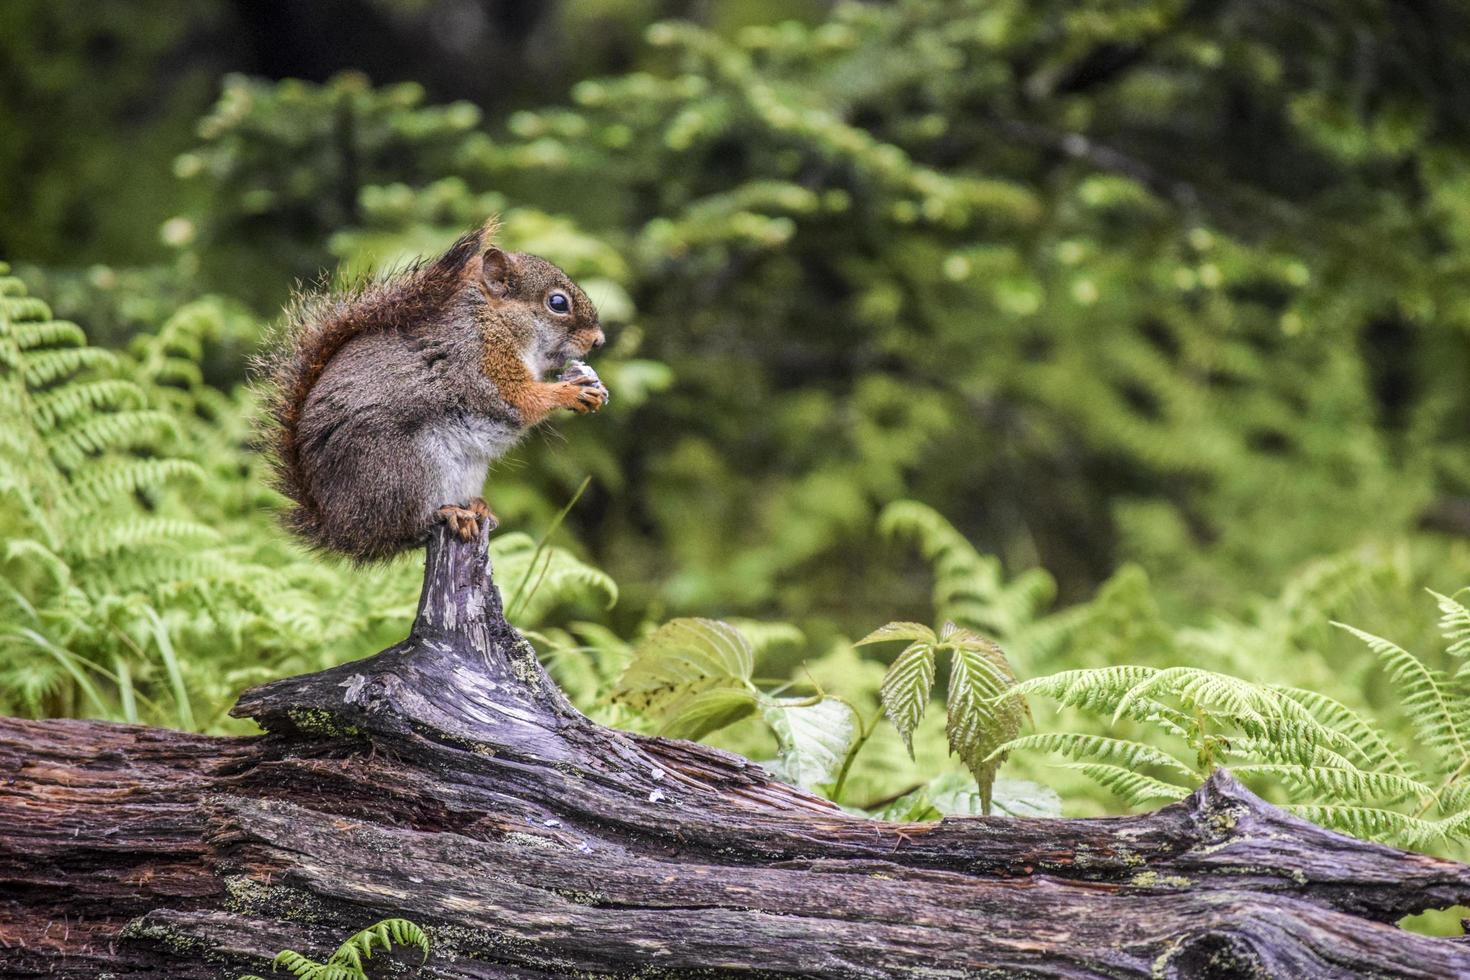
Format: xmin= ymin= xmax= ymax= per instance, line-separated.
xmin=437 ymin=504 xmax=488 ymax=541
xmin=558 ymin=360 xmax=609 ymax=414
xmin=570 ymin=381 xmax=609 ymax=413
xmin=467 ymin=496 xmax=500 ymax=532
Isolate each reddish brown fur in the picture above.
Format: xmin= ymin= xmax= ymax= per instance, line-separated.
xmin=255 ymin=218 xmax=607 ymax=561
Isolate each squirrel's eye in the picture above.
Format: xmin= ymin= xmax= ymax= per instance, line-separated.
xmin=546 ymin=291 xmax=572 ymax=315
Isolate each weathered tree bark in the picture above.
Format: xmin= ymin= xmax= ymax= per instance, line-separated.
xmin=6 ymin=524 xmax=1470 ymax=978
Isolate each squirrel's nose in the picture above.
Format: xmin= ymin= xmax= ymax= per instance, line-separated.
xmin=590 ymin=330 xmax=606 ymax=349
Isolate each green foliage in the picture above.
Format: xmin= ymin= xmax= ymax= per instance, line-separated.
xmin=12 ymin=0 xmax=1470 ymax=876
xmin=0 ymin=268 xmax=617 ymax=729
xmin=98 ymin=0 xmax=1466 ymax=629
xmin=997 ymin=590 xmax=1470 ymax=848
xmin=239 ymin=917 xmax=429 ymax=980
xmin=875 ymin=771 xmax=1062 ymax=822
xmin=858 ymin=620 xmax=1026 ymax=812
xmin=611 ymin=617 xmax=860 ymax=792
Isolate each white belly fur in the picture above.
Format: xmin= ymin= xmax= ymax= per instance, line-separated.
xmin=420 ymin=416 xmax=521 ymax=506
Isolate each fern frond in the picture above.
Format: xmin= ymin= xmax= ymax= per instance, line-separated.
xmin=994 ymin=732 xmax=1196 ymax=779
xmin=10 ymin=319 xmax=86 ymax=350
xmin=1287 ymin=803 xmax=1448 ymax=849
xmin=327 ymin=917 xmax=430 ymax=968
xmin=20 ymin=347 xmax=117 ymax=387
xmin=269 ymin=950 xmax=361 ymax=980
xmin=31 ymin=379 xmax=147 ymax=430
xmin=1430 ymin=590 xmax=1470 ymax=659
xmin=2 ymin=294 xmax=57 ymax=331
xmin=1334 ymin=622 xmax=1469 ymax=771
xmin=71 ymin=518 xmax=223 ymax=561
xmin=46 ymin=410 xmax=181 ymax=468
xmin=1015 ymin=666 xmax=1191 ymax=729
xmin=1059 ymin=762 xmax=1191 ymax=806
xmin=1272 ymin=686 xmax=1414 ymax=777
xmin=1229 ymin=763 xmax=1432 ymax=806
xmin=879 ymin=500 xmax=1054 ymax=638
xmin=64 ymin=458 xmax=205 ymax=508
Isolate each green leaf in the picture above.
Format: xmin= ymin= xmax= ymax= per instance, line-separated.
xmin=944 ymin=632 xmax=1024 ymax=813
xmin=611 ymin=618 xmax=755 ymax=723
xmin=1431 ymin=590 xmax=1470 ymax=659
xmin=878 ymin=640 xmax=936 ymax=758
xmin=991 ymin=732 xmax=1196 ymax=780
xmin=855 ymin=621 xmax=937 ymax=646
xmin=1060 ymin=762 xmax=1191 ymax=807
xmin=1227 ymin=763 xmax=1432 ymax=805
xmin=662 ymin=686 xmax=759 ymax=739
xmin=761 ymin=695 xmax=858 ymax=792
xmin=987 ymin=778 xmax=1063 ymax=818
xmin=1335 ymin=622 xmax=1469 ymax=769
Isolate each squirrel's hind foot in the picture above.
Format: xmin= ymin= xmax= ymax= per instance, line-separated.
xmin=467 ymin=496 xmax=500 ymax=532
xmin=437 ymin=498 xmax=499 ymax=541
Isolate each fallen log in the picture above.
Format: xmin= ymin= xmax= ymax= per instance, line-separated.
xmin=4 ymin=522 xmax=1470 ymax=978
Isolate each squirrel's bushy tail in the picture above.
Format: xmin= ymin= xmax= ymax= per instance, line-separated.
xmin=256 ymin=218 xmax=497 ymax=548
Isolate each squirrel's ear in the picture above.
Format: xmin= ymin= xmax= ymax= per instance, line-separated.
xmin=479 ymin=247 xmax=516 ymax=299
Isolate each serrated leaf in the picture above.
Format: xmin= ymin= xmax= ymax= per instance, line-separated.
xmin=944 ymin=633 xmax=1024 ymax=813
xmin=855 ymin=621 xmax=937 ymax=646
xmin=879 ymin=641 xmax=935 ymax=758
xmin=761 ymin=695 xmax=857 ymax=792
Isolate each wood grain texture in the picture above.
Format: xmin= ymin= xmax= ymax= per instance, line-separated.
xmin=4 ymin=522 xmax=1470 ymax=978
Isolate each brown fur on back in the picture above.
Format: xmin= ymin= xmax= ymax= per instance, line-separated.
xmin=257 ymin=218 xmax=498 ymax=548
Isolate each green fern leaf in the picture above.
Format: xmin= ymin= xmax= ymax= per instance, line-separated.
xmin=1335 ymin=622 xmax=1469 ymax=771
xmin=993 ymin=732 xmax=1196 ymax=779
xmin=1015 ymin=666 xmax=1191 ymax=731
xmin=30 ymin=379 xmax=145 ymax=429
xmin=20 ymin=346 xmax=116 ymax=386
xmin=1431 ymin=590 xmax=1470 ymax=659
xmin=1288 ymin=803 xmax=1448 ymax=849
xmin=1272 ymin=686 xmax=1415 ymax=777
xmin=1060 ymin=762 xmax=1191 ymax=807
xmin=65 ymin=458 xmax=205 ymax=508
xmin=10 ymin=319 xmax=86 ymax=350
xmin=1228 ymin=763 xmax=1432 ymax=805
xmin=46 ymin=410 xmax=181 ymax=468
xmin=71 ymin=518 xmax=222 ymax=561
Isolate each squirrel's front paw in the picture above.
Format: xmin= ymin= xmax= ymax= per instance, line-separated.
xmin=557 ymin=360 xmax=609 ymax=414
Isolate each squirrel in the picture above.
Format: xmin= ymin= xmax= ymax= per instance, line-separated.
xmin=258 ymin=218 xmax=609 ymax=563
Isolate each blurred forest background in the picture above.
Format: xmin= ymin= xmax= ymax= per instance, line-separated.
xmin=9 ymin=0 xmax=1470 ymax=871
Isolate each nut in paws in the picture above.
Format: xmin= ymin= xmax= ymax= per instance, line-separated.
xmin=560 ymin=359 xmax=610 ymax=413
